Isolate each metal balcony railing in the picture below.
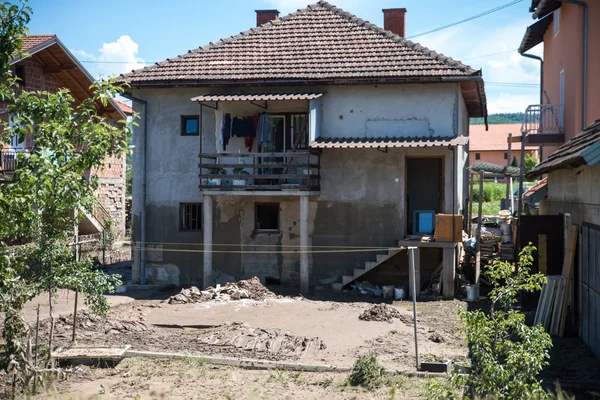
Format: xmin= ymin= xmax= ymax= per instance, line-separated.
xmin=0 ymin=149 xmax=23 ymax=175
xmin=521 ymin=104 xmax=565 ymax=135
xmin=199 ymin=150 xmax=321 ymax=191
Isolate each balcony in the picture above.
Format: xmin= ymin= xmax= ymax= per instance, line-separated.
xmin=0 ymin=149 xmax=21 ymax=180
xmin=521 ymin=104 xmax=565 ymax=145
xmin=199 ymin=150 xmax=321 ymax=194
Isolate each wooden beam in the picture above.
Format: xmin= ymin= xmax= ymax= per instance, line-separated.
xmin=468 ymin=171 xmax=474 ymax=237
xmin=508 ymin=135 xmax=523 ymax=143
xmin=42 ymin=64 xmax=76 ymax=74
xmin=505 ymin=133 xmax=513 ymax=211
xmin=525 ymin=134 xmax=565 ymax=145
xmin=475 ymin=170 xmax=484 ymax=299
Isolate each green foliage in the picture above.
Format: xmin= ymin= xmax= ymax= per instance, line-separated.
xmin=0 ymin=1 xmax=130 ymax=394
xmin=126 ymin=162 xmax=132 ymax=197
xmin=473 ymin=182 xmax=505 ymax=203
xmin=471 ymin=113 xmax=525 ymax=125
xmin=208 ymin=167 xmax=227 ymax=175
xmin=511 ymin=156 xmax=518 ymax=168
xmin=429 ymin=246 xmax=552 ymax=399
xmin=232 ymin=167 xmax=249 ymax=175
xmin=524 ymin=154 xmax=538 ymax=175
xmin=347 ymin=354 xmax=386 ymax=390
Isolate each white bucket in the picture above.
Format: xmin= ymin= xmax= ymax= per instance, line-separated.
xmin=465 ymin=284 xmax=478 ymax=301
xmin=394 ymin=287 xmax=406 ymax=300
xmin=382 ymin=285 xmax=395 ymax=299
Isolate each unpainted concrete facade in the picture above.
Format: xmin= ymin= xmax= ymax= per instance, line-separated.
xmin=131 ymin=83 xmax=471 ymax=287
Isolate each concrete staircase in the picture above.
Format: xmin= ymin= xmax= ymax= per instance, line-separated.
xmin=331 ymin=248 xmax=404 ymax=291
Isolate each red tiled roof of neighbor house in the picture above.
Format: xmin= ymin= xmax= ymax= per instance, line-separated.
xmin=310 ymin=136 xmax=469 ymax=148
xmin=114 ymin=99 xmax=133 ymax=116
xmin=19 ymin=34 xmax=56 ymax=52
xmin=119 ymin=1 xmax=483 ymax=82
xmin=528 ymin=118 xmax=600 ymax=178
xmin=470 ymin=124 xmax=538 ymax=152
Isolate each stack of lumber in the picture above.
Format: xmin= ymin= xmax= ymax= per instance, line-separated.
xmin=534 ymin=225 xmax=578 ymax=337
xmin=534 ymin=276 xmax=568 ymax=335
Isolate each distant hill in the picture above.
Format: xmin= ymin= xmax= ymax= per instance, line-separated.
xmin=471 ymin=113 xmax=524 ymax=125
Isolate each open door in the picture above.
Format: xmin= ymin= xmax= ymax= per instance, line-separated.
xmin=406 ymin=157 xmax=443 ymax=235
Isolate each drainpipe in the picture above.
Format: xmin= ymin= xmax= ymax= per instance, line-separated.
xmin=520 ymin=53 xmax=543 ymax=105
xmin=558 ymin=0 xmax=588 ymax=129
xmin=125 ymin=94 xmax=148 ymax=285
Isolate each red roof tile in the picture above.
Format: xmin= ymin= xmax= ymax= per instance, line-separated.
xmin=114 ymin=99 xmax=133 ymax=116
xmin=20 ymin=34 xmax=56 ymax=52
xmin=310 ymin=136 xmax=468 ymax=148
xmin=121 ymin=1 xmax=480 ymax=84
xmin=470 ymin=124 xmax=538 ymax=152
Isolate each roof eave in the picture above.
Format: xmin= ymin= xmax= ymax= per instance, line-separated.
xmin=533 ymin=0 xmax=561 ymax=19
xmin=519 ymin=13 xmax=553 ymax=54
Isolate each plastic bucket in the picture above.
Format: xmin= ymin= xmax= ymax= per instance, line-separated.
xmin=394 ymin=287 xmax=406 ymax=300
xmin=465 ymin=284 xmax=478 ymax=301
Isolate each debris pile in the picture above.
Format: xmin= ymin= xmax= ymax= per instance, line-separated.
xmin=197 ymin=322 xmax=326 ymax=357
xmin=168 ymin=277 xmax=276 ymax=304
xmin=105 ymin=320 xmax=148 ymax=335
xmin=359 ymin=304 xmax=407 ymax=323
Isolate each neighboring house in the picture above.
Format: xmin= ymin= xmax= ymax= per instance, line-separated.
xmin=521 ymin=1 xmax=600 ymax=358
xmin=469 ymin=123 xmax=538 ymax=167
xmin=120 ymin=1 xmax=487 ymax=292
xmin=0 ymin=34 xmax=129 ymax=240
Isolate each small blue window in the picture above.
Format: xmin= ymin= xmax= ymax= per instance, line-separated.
xmin=181 ymin=116 xmax=199 ymax=136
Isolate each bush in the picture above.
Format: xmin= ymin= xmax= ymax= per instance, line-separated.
xmin=473 ymin=182 xmax=505 ymax=203
xmin=347 ymin=354 xmax=386 ymax=390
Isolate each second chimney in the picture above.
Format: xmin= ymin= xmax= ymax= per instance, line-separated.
xmin=383 ymin=8 xmax=407 ymax=37
xmin=256 ymin=9 xmax=280 ymax=26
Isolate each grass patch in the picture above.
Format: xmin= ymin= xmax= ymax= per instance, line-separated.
xmin=472 ymin=201 xmax=501 ymax=216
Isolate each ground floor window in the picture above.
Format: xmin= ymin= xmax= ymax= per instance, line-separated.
xmin=179 ymin=203 xmax=202 ymax=231
xmin=255 ymin=203 xmax=279 ymax=231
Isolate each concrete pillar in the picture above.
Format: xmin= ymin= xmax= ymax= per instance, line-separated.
xmin=408 ymin=247 xmax=421 ymax=299
xmin=203 ymin=195 xmax=213 ymax=288
xmin=300 ymin=195 xmax=309 ymax=294
xmin=442 ymin=247 xmax=455 ymax=299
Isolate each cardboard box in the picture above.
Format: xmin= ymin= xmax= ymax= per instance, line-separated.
xmin=434 ymin=214 xmax=463 ymax=242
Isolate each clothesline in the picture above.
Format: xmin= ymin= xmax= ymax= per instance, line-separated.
xmin=218 ymin=112 xmax=273 ymax=152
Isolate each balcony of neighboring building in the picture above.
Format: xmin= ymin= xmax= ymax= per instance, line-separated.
xmin=520 ymin=103 xmax=565 ymax=145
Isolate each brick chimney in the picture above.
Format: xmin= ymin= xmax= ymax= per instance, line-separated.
xmin=256 ymin=9 xmax=280 ymax=26
xmin=383 ymin=8 xmax=407 ymax=37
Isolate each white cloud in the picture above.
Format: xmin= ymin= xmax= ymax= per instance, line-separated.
xmin=488 ymin=92 xmax=539 ymax=114
xmin=73 ymin=35 xmax=145 ymax=78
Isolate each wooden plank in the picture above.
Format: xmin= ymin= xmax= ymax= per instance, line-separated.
xmin=199 ymin=185 xmax=319 ymax=191
xmin=559 ymin=225 xmax=579 ymax=336
xmin=199 ymin=151 xmax=319 ymax=157
xmin=442 ymin=247 xmax=455 ymax=300
xmin=538 ymin=234 xmax=548 ymax=275
xmin=551 ymin=278 xmax=566 ymax=335
xmin=199 ymin=163 xmax=321 ymax=169
xmin=475 ymin=171 xmax=484 ymax=298
xmin=468 ymin=172 xmax=474 ymax=237
xmin=535 ymin=280 xmax=548 ymax=326
xmin=200 ymin=174 xmax=320 ymax=179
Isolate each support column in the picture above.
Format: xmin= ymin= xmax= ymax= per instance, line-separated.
xmin=203 ymin=195 xmax=213 ymax=289
xmin=442 ymin=247 xmax=456 ymax=300
xmin=300 ymin=195 xmax=309 ymax=294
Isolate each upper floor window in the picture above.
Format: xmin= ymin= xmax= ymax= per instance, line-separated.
xmin=15 ymin=65 xmax=25 ymax=87
xmin=504 ymin=152 xmax=508 ymax=160
xmin=181 ymin=115 xmax=199 ymax=136
xmin=475 ymin=153 xmax=481 ymax=160
xmin=554 ymin=9 xmax=560 ymax=36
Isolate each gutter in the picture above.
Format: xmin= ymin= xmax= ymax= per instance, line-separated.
xmin=520 ymin=53 xmax=543 ymax=105
xmin=123 ymin=93 xmax=148 ymax=285
xmin=558 ymin=0 xmax=588 ymax=129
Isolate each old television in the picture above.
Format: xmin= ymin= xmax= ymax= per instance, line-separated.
xmin=413 ymin=210 xmax=435 ymax=235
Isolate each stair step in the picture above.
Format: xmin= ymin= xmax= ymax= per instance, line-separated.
xmin=387 ymin=249 xmax=402 ymax=257
xmin=365 ymin=261 xmax=377 ymax=271
xmin=376 ymin=254 xmax=389 ymax=263
xmin=342 ymin=275 xmax=354 ymax=285
xmin=354 ymin=268 xmax=366 ymax=278
xmin=332 ymin=282 xmax=344 ymax=291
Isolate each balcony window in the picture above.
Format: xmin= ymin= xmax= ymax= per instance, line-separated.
xmin=554 ymin=9 xmax=560 ymax=36
xmin=255 ymin=203 xmax=279 ymax=231
xmin=181 ymin=115 xmax=199 ymax=136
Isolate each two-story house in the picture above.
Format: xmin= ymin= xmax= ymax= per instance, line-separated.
xmin=121 ymin=1 xmax=487 ymax=294
xmin=519 ymin=0 xmax=600 ymax=357
xmin=2 ymin=34 xmax=129 ymax=240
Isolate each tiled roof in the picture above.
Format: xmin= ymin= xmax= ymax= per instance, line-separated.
xmin=309 ymin=136 xmax=468 ymax=149
xmin=527 ymin=118 xmax=600 ymax=178
xmin=532 ymin=0 xmax=561 ymax=19
xmin=114 ymin=99 xmax=133 ymax=116
xmin=120 ymin=1 xmax=479 ymax=84
xmin=191 ymin=93 xmax=324 ymax=102
xmin=524 ymin=177 xmax=548 ymax=204
xmin=519 ymin=13 xmax=552 ymax=54
xmin=470 ymin=124 xmax=538 ymax=151
xmin=20 ymin=34 xmax=56 ymax=52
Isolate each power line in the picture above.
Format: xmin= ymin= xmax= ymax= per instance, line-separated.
xmin=408 ymin=0 xmax=524 ymax=39
xmin=461 ymin=49 xmax=517 ymax=62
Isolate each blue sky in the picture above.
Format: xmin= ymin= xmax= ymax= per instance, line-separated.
xmin=26 ymin=0 xmax=542 ymax=113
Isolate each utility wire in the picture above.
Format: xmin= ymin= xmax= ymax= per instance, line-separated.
xmin=407 ymin=0 xmax=524 ymax=39
xmin=461 ymin=49 xmax=517 ymax=61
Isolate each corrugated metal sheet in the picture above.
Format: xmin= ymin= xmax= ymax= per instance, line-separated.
xmin=309 ymin=136 xmax=468 ymax=149
xmin=519 ymin=13 xmax=553 ymax=54
xmin=524 ymin=177 xmax=548 ymax=204
xmin=191 ymin=93 xmax=324 ymax=102
xmin=582 ymin=140 xmax=600 ymax=167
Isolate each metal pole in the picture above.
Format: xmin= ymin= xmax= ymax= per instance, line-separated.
xmin=408 ymin=246 xmax=419 ymax=371
xmin=506 ymin=133 xmax=512 ymax=211
xmin=102 ymin=230 xmax=106 ymax=266
xmin=72 ymin=219 xmax=79 ymax=342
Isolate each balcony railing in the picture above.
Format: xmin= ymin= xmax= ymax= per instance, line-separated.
xmin=199 ymin=150 xmax=321 ymax=192
xmin=522 ymin=104 xmax=564 ymax=135
xmin=0 ymin=149 xmax=22 ymax=177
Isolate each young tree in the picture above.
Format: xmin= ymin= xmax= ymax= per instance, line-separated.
xmin=0 ymin=1 xmax=129 ymax=393
xmin=524 ymin=154 xmax=538 ymax=174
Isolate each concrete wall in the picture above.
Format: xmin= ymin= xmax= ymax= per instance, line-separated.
xmin=546 ymin=163 xmax=600 ymax=227
xmin=131 ymin=83 xmax=467 ymax=286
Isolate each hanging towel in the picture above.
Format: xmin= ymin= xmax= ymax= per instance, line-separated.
xmin=257 ymin=113 xmax=273 ymax=144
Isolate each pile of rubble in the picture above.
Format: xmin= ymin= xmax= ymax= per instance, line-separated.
xmin=197 ymin=322 xmax=326 ymax=357
xmin=168 ymin=277 xmax=276 ymax=304
xmin=359 ymin=304 xmax=411 ymax=324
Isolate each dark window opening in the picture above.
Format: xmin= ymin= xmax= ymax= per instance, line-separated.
xmin=255 ymin=203 xmax=279 ymax=231
xmin=475 ymin=153 xmax=481 ymax=160
xmin=179 ymin=203 xmax=202 ymax=231
xmin=15 ymin=65 xmax=25 ymax=87
xmin=181 ymin=115 xmax=199 ymax=136
xmin=504 ymin=152 xmax=508 ymax=160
